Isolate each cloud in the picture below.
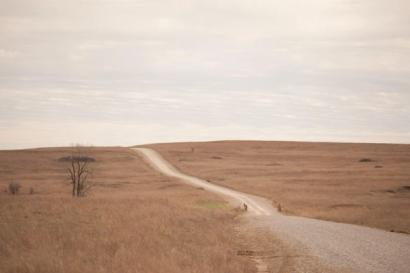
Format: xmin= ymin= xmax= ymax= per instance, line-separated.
xmin=0 ymin=0 xmax=409 ymax=148
xmin=0 ymin=49 xmax=19 ymax=58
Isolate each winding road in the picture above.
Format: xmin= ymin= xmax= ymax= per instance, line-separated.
xmin=134 ymin=147 xmax=410 ymax=273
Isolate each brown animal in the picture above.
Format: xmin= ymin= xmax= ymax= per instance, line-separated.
xmin=243 ymin=203 xmax=248 ymax=211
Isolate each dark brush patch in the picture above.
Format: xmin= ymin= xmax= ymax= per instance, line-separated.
xmin=329 ymin=204 xmax=363 ymax=209
xmin=58 ymin=156 xmax=96 ymax=162
xmin=381 ymin=186 xmax=410 ymax=194
xmin=158 ymin=183 xmax=182 ymax=190
xmin=398 ymin=185 xmax=410 ymax=192
xmin=359 ymin=158 xmax=374 ymax=163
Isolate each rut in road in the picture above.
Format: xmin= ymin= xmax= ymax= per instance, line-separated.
xmin=134 ymin=147 xmax=410 ymax=273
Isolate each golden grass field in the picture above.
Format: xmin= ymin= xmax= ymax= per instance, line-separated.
xmin=147 ymin=141 xmax=410 ymax=234
xmin=0 ymin=147 xmax=259 ymax=273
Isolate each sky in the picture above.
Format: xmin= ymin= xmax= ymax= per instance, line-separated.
xmin=0 ymin=0 xmax=409 ymax=149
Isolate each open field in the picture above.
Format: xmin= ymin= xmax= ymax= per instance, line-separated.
xmin=0 ymin=147 xmax=256 ymax=273
xmin=146 ymin=141 xmax=410 ymax=233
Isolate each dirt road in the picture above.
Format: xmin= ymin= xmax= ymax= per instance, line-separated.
xmin=134 ymin=147 xmax=410 ymax=273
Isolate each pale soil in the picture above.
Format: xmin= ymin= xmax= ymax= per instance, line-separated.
xmin=0 ymin=147 xmax=256 ymax=273
xmin=146 ymin=141 xmax=410 ymax=233
xmin=137 ymin=147 xmax=410 ymax=273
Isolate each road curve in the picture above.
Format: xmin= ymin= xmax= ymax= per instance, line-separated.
xmin=134 ymin=147 xmax=410 ymax=273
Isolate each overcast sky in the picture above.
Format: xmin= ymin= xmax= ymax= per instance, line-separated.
xmin=1 ymin=0 xmax=409 ymax=149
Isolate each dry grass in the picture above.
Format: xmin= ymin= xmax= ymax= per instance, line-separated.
xmin=147 ymin=141 xmax=410 ymax=233
xmin=0 ymin=147 xmax=254 ymax=273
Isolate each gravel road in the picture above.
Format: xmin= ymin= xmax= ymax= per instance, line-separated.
xmin=134 ymin=147 xmax=410 ymax=273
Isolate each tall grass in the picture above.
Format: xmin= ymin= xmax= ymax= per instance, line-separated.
xmin=0 ymin=148 xmax=254 ymax=273
xmin=0 ymin=194 xmax=253 ymax=273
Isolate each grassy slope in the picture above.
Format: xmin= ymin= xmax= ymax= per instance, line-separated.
xmin=147 ymin=141 xmax=410 ymax=233
xmin=0 ymin=147 xmax=254 ymax=273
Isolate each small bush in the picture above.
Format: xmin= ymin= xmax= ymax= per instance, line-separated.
xmin=8 ymin=182 xmax=21 ymax=195
xmin=359 ymin=158 xmax=374 ymax=162
xmin=398 ymin=186 xmax=410 ymax=192
xmin=29 ymin=187 xmax=35 ymax=194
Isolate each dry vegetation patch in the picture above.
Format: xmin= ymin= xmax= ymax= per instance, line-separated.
xmin=147 ymin=141 xmax=410 ymax=233
xmin=0 ymin=147 xmax=254 ymax=273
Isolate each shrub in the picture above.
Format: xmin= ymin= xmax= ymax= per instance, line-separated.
xmin=8 ymin=182 xmax=21 ymax=195
xmin=359 ymin=158 xmax=374 ymax=162
xmin=399 ymin=186 xmax=410 ymax=192
xmin=29 ymin=187 xmax=35 ymax=194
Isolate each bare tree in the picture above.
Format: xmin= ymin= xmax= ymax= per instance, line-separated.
xmin=65 ymin=145 xmax=95 ymax=197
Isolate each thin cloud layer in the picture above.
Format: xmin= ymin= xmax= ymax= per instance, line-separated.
xmin=0 ymin=0 xmax=409 ymax=148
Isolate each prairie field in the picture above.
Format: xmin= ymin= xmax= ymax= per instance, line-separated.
xmin=147 ymin=141 xmax=410 ymax=233
xmin=0 ymin=147 xmax=256 ymax=273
